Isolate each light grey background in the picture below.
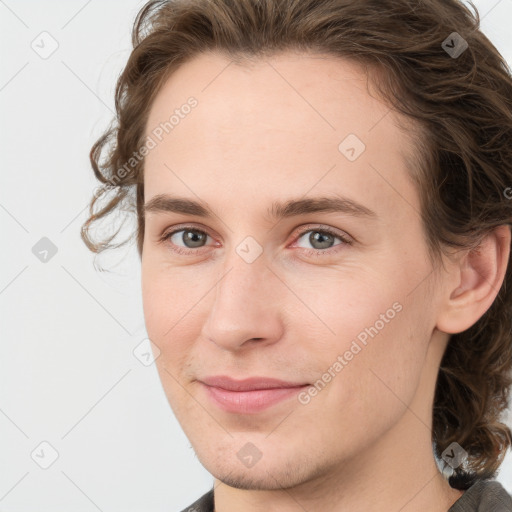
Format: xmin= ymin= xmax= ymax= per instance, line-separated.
xmin=0 ymin=0 xmax=511 ymax=510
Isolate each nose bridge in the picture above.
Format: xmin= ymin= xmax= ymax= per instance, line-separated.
xmin=212 ymin=247 xmax=271 ymax=321
xmin=201 ymin=244 xmax=283 ymax=350
xmin=214 ymin=231 xmax=275 ymax=305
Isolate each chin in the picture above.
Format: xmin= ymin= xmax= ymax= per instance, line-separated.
xmin=216 ymin=471 xmax=282 ymax=491
xmin=195 ymin=442 xmax=323 ymax=492
xmin=212 ymin=466 xmax=309 ymax=491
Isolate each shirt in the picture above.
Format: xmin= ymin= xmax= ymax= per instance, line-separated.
xmin=180 ymin=479 xmax=512 ymax=512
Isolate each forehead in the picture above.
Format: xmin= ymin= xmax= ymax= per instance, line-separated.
xmin=145 ymin=50 xmax=396 ymax=142
xmin=143 ymin=51 xmax=420 ymax=222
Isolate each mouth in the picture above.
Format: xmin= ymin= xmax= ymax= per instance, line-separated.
xmin=198 ymin=375 xmax=310 ymax=414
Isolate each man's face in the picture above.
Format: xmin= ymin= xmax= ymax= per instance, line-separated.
xmin=141 ymin=51 xmax=444 ymax=489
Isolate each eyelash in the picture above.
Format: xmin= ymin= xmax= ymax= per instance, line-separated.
xmin=159 ymin=224 xmax=353 ymax=257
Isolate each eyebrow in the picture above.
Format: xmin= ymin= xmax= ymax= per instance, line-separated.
xmin=143 ymin=194 xmax=377 ymax=221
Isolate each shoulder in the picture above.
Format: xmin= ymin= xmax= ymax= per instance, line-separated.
xmin=449 ymin=480 xmax=512 ymax=512
xmin=179 ymin=488 xmax=214 ymax=512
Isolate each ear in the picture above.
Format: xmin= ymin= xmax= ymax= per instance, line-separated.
xmin=436 ymin=225 xmax=511 ymax=334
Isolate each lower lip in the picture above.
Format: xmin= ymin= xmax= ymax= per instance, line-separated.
xmin=201 ymin=383 xmax=309 ymax=414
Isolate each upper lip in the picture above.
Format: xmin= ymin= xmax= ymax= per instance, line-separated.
xmin=200 ymin=376 xmax=309 ymax=391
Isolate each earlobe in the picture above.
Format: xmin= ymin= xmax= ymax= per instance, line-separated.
xmin=436 ymin=225 xmax=511 ymax=334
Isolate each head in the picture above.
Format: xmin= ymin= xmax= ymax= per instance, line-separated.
xmin=82 ymin=0 xmax=512 ymax=491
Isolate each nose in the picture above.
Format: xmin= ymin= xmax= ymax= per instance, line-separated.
xmin=199 ymin=253 xmax=284 ymax=352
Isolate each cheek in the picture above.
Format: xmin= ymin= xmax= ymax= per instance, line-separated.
xmin=336 ymin=299 xmax=431 ymax=418
xmin=141 ymin=265 xmax=192 ymax=377
xmin=306 ymin=269 xmax=434 ymax=414
xmin=141 ymin=266 xmax=199 ymax=411
xmin=295 ymin=273 xmax=403 ymax=356
xmin=302 ymin=304 xmax=431 ymax=456
xmin=141 ymin=259 xmax=201 ymax=336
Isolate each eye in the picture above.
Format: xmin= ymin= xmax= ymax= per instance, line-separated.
xmin=160 ymin=226 xmax=214 ymax=255
xmin=292 ymin=226 xmax=352 ymax=255
xmin=159 ymin=224 xmax=352 ymax=257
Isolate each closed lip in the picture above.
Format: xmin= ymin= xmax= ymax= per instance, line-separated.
xmin=199 ymin=375 xmax=309 ymax=391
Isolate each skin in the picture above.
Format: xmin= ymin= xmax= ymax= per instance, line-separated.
xmin=140 ymin=51 xmax=510 ymax=512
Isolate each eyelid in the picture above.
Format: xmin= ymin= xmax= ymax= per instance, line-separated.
xmin=289 ymin=224 xmax=353 ymax=256
xmin=291 ymin=223 xmax=353 ymax=244
xmin=161 ymin=223 xmax=212 ymax=239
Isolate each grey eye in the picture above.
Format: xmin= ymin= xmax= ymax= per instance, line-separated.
xmin=296 ymin=230 xmax=340 ymax=250
xmin=170 ymin=229 xmax=209 ymax=248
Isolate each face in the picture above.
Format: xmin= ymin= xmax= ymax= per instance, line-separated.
xmin=141 ymin=51 xmax=444 ymax=490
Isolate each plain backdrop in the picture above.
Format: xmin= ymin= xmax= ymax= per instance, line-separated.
xmin=1 ymin=0 xmax=511 ymax=510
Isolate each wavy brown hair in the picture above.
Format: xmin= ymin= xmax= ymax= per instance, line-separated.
xmin=81 ymin=0 xmax=512 ymax=489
